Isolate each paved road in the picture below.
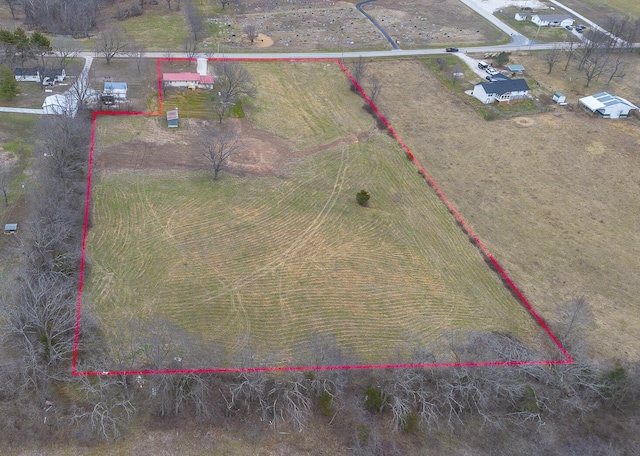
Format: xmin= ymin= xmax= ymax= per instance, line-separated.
xmin=0 ymin=107 xmax=44 ymax=114
xmin=458 ymin=0 xmax=530 ymax=47
xmin=355 ymin=0 xmax=399 ymax=51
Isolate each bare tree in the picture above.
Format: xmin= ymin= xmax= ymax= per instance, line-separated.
xmin=127 ymin=42 xmax=146 ymax=76
xmin=214 ymin=61 xmax=256 ymax=105
xmin=4 ymin=0 xmax=19 ymax=20
xmin=52 ymin=37 xmax=80 ymax=69
xmin=200 ymin=124 xmax=244 ymax=180
xmin=219 ymin=0 xmax=234 ymax=10
xmin=606 ymin=54 xmax=628 ymax=83
xmin=186 ymin=0 xmax=205 ymax=41
xmin=0 ymin=168 xmax=9 ymax=206
xmin=448 ymin=62 xmax=463 ymax=86
xmin=244 ymin=23 xmax=259 ymax=45
xmin=368 ymin=75 xmax=382 ymax=105
xmin=96 ymin=25 xmax=129 ymax=64
xmin=350 ymin=56 xmax=367 ymax=92
xmin=183 ymin=37 xmax=198 ymax=58
xmin=72 ymin=374 xmax=136 ymax=442
xmin=211 ymin=97 xmax=232 ymax=124
xmin=564 ymin=38 xmax=578 ymax=71
xmin=543 ymin=44 xmax=563 ymax=74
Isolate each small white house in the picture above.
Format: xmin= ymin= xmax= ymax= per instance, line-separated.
xmin=472 ymin=79 xmax=530 ymax=104
xmin=103 ymin=82 xmax=128 ymax=100
xmin=163 ymin=72 xmax=214 ymax=90
xmin=531 ymin=14 xmax=574 ymax=27
xmin=579 ymin=92 xmax=638 ymax=118
xmin=515 ymin=13 xmax=527 ymax=21
xmin=14 ymin=67 xmax=66 ymax=83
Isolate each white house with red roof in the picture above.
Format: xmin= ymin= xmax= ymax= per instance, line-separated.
xmin=163 ymin=72 xmax=214 ymax=89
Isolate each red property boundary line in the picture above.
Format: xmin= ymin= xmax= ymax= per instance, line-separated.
xmin=72 ymin=57 xmax=572 ymax=376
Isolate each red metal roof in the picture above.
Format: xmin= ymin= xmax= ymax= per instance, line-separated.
xmin=163 ymin=72 xmax=214 ymax=84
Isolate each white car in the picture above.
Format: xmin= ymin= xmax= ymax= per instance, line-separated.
xmin=486 ymin=67 xmax=499 ymax=76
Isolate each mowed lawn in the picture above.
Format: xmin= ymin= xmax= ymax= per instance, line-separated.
xmin=84 ymin=62 xmax=550 ymax=368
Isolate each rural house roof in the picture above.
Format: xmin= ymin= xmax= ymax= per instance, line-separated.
xmin=163 ymin=72 xmax=214 ymax=84
xmin=14 ymin=67 xmax=40 ymax=76
xmin=478 ymin=79 xmax=530 ymax=95
xmin=104 ymin=82 xmax=127 ymax=91
xmin=533 ymin=14 xmax=572 ymax=21
xmin=579 ymin=92 xmax=638 ymax=111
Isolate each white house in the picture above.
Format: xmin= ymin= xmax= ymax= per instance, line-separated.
xmin=472 ymin=79 xmax=530 ymax=104
xmin=103 ymin=82 xmax=128 ymax=99
xmin=42 ymin=92 xmax=78 ymax=117
xmin=531 ymin=14 xmax=574 ymax=27
xmin=14 ymin=67 xmax=66 ymax=83
xmin=514 ymin=13 xmax=527 ymax=21
xmin=163 ymin=72 xmax=214 ymax=90
xmin=579 ymin=92 xmax=638 ymax=118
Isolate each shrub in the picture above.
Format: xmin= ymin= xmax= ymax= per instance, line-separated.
xmin=363 ymin=386 xmax=387 ymax=412
xmin=356 ymin=190 xmax=370 ymax=206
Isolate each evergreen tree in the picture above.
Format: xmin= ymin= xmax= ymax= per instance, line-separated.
xmin=0 ymin=64 xmax=20 ymax=100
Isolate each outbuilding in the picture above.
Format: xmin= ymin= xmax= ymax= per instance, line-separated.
xmin=514 ymin=13 xmax=527 ymax=21
xmin=4 ymin=223 xmax=17 ymax=234
xmin=103 ymin=82 xmax=128 ymax=100
xmin=167 ymin=108 xmax=179 ymax=127
xmin=579 ymin=92 xmax=638 ymax=118
xmin=552 ymin=92 xmax=567 ymax=105
xmin=507 ymin=64 xmax=525 ymax=74
xmin=472 ymin=79 xmax=530 ymax=104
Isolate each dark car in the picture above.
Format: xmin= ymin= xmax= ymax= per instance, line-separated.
xmin=445 ymin=47 xmax=459 ymax=53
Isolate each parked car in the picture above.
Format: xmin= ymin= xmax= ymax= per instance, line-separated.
xmin=486 ymin=67 xmax=499 ymax=76
xmin=445 ymin=47 xmax=459 ymax=52
xmin=478 ymin=61 xmax=489 ymax=70
xmin=565 ymin=25 xmax=573 ymax=30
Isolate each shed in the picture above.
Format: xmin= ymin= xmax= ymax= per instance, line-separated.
xmin=167 ymin=108 xmax=179 ymax=128
xmin=552 ymin=92 xmax=567 ymax=105
xmin=579 ymin=92 xmax=638 ymax=119
xmin=514 ymin=13 xmax=527 ymax=21
xmin=104 ymin=82 xmax=128 ymax=100
xmin=507 ymin=64 xmax=525 ymax=74
xmin=4 ymin=223 xmax=17 ymax=234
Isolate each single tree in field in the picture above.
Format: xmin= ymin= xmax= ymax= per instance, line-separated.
xmin=0 ymin=169 xmax=9 ymax=206
xmin=200 ymin=124 xmax=244 ymax=180
xmin=219 ymin=0 xmax=234 ymax=10
xmin=543 ymin=44 xmax=563 ymax=74
xmin=244 ymin=24 xmax=259 ymax=44
xmin=356 ymin=190 xmax=370 ymax=206
xmin=214 ymin=61 xmax=256 ymax=105
xmin=96 ymin=25 xmax=129 ymax=64
xmin=0 ymin=63 xmax=20 ymax=100
xmin=53 ymin=37 xmax=81 ymax=69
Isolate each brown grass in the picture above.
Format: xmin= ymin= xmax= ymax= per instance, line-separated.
xmin=370 ymin=57 xmax=640 ymax=362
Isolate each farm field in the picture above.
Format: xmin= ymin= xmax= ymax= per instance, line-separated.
xmin=369 ymin=58 xmax=640 ymax=363
xmin=83 ymin=61 xmax=556 ymax=370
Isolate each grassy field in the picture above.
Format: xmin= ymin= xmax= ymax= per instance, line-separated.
xmin=368 ymin=58 xmax=640 ymax=363
xmin=85 ymin=62 xmax=550 ymax=369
